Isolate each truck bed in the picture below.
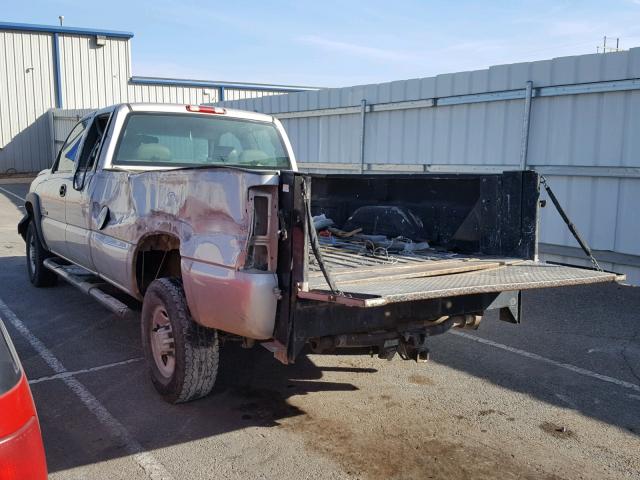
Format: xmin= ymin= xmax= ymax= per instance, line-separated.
xmin=276 ymin=171 xmax=624 ymax=362
xmin=299 ymin=238 xmax=621 ymax=307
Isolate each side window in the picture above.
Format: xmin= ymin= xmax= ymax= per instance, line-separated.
xmin=77 ymin=114 xmax=111 ymax=171
xmin=56 ymin=120 xmax=88 ymax=172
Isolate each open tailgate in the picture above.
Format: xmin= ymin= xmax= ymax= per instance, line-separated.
xmin=298 ymin=259 xmax=623 ymax=307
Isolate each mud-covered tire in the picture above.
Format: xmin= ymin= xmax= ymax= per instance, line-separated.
xmin=141 ymin=277 xmax=219 ymax=404
xmin=25 ymin=221 xmax=57 ymax=287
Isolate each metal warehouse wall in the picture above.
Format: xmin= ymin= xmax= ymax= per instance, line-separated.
xmin=0 ymin=24 xmax=307 ymax=175
xmin=217 ymin=49 xmax=640 ymax=283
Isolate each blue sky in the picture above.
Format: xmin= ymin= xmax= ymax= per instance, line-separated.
xmin=4 ymin=0 xmax=640 ymax=87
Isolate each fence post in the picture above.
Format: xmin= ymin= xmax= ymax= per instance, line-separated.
xmin=519 ymin=81 xmax=533 ymax=170
xmin=359 ymin=99 xmax=367 ymax=173
xmin=48 ymin=109 xmax=56 ymax=164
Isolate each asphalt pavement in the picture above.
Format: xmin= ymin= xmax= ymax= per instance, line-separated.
xmin=0 ymin=181 xmax=638 ymax=480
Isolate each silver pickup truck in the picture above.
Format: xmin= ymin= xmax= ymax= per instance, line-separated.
xmin=19 ymin=103 xmax=622 ymax=404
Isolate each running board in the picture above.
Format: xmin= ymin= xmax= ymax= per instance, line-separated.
xmin=43 ymin=258 xmax=136 ymax=320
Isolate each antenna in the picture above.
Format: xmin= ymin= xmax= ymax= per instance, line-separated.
xmin=58 ymin=15 xmax=64 ymax=26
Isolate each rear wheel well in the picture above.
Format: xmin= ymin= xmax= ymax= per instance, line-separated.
xmin=135 ymin=233 xmax=181 ymax=295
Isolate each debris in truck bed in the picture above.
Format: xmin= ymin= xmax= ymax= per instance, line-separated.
xmin=312 ymin=205 xmax=431 ymax=264
xmin=327 ymin=226 xmax=362 ymax=238
xmin=354 ymin=234 xmax=430 ymax=253
xmin=312 ymin=214 xmax=334 ymax=230
xmin=314 ymin=236 xmax=434 ymax=267
xmin=343 ymin=205 xmax=427 ymax=241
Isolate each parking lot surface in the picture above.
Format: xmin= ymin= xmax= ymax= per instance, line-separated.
xmin=0 ymin=181 xmax=639 ymax=480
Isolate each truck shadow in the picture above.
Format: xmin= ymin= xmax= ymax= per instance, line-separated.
xmin=428 ymin=282 xmax=640 ymax=439
xmin=37 ymin=337 xmax=371 ymax=474
xmin=35 ymin=340 xmax=369 ymax=474
xmin=215 ymin=343 xmax=366 ymax=422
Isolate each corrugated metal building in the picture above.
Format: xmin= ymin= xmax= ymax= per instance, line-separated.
xmin=216 ymin=49 xmax=640 ymax=283
xmin=0 ymin=21 xmax=317 ymax=174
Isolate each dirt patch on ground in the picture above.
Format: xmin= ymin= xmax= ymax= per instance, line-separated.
xmin=478 ymin=409 xmax=497 ymax=416
xmin=281 ymin=400 xmax=551 ymax=480
xmin=408 ymin=374 xmax=434 ymax=386
xmin=478 ymin=409 xmax=509 ymax=417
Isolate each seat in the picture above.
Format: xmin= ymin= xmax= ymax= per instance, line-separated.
xmin=239 ymin=149 xmax=269 ymax=165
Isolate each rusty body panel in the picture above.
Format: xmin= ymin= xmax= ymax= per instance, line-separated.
xmin=27 ymin=103 xmax=292 ymax=340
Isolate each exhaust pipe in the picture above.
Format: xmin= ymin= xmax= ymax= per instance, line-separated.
xmin=450 ymin=314 xmax=482 ymax=330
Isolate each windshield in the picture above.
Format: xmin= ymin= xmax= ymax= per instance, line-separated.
xmin=113 ymin=113 xmax=290 ymax=169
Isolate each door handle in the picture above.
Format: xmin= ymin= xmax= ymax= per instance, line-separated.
xmin=59 ymin=184 xmax=67 ymax=197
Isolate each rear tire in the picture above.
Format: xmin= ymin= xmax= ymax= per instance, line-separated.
xmin=141 ymin=277 xmax=219 ymax=404
xmin=26 ymin=221 xmax=57 ymax=287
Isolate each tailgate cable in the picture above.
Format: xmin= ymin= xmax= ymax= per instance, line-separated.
xmin=302 ymin=179 xmax=341 ymax=294
xmin=540 ymin=175 xmax=603 ymax=272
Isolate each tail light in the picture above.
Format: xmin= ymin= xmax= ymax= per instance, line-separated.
xmin=0 ymin=416 xmax=47 ymax=480
xmin=245 ymin=188 xmax=277 ymax=271
xmin=0 ymin=376 xmax=47 ymax=480
xmin=186 ymin=105 xmax=226 ymax=114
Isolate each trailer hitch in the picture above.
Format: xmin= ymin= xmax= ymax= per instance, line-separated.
xmin=397 ymin=335 xmax=430 ymax=363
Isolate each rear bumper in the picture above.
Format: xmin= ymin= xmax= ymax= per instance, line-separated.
xmin=181 ymin=259 xmax=279 ymax=339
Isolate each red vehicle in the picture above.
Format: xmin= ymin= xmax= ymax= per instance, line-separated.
xmin=0 ymin=319 xmax=47 ymax=479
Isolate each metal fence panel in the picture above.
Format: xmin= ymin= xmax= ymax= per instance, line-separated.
xmin=51 ymin=108 xmax=94 ymax=158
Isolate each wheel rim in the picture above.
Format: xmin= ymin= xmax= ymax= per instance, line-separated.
xmin=28 ymin=232 xmax=36 ymax=275
xmin=150 ymin=306 xmax=176 ymax=378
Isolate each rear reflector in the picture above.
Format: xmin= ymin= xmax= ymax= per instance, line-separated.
xmin=186 ymin=105 xmax=226 ymax=114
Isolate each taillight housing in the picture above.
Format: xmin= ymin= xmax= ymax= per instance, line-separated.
xmin=245 ymin=188 xmax=278 ymax=271
xmin=185 ymin=105 xmax=226 ymax=114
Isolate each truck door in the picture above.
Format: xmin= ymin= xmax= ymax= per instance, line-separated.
xmin=39 ymin=119 xmax=89 ymax=260
xmin=64 ymin=113 xmax=111 ymax=271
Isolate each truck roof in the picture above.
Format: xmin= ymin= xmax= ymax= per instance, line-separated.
xmin=103 ymin=103 xmax=276 ymax=124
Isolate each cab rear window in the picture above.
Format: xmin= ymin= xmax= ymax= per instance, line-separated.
xmin=0 ymin=321 xmax=21 ymax=395
xmin=112 ymin=113 xmax=290 ymax=170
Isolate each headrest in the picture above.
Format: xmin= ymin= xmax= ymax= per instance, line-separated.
xmin=136 ymin=143 xmax=171 ymax=161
